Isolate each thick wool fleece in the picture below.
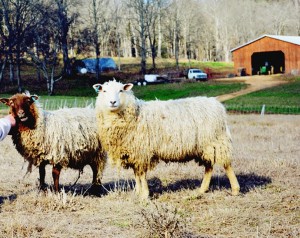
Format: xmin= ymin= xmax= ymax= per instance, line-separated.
xmin=12 ymin=104 xmax=106 ymax=178
xmin=95 ymin=84 xmax=232 ymax=175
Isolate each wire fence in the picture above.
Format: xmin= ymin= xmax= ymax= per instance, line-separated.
xmin=38 ymin=98 xmax=96 ymax=111
xmin=0 ymin=98 xmax=96 ymax=115
xmin=0 ymin=99 xmax=299 ymax=115
xmin=225 ymin=104 xmax=300 ymax=115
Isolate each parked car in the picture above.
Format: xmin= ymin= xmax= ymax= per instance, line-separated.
xmin=185 ymin=68 xmax=208 ymax=81
xmin=132 ymin=74 xmax=170 ymax=86
xmin=72 ymin=58 xmax=117 ymax=74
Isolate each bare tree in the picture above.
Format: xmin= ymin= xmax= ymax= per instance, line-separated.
xmin=28 ymin=0 xmax=66 ymax=95
xmin=266 ymin=1 xmax=293 ymax=35
xmin=89 ymin=0 xmax=104 ymax=81
xmin=110 ymin=0 xmax=126 ymax=70
xmin=51 ymin=0 xmax=79 ymax=77
xmin=0 ymin=0 xmax=41 ymax=91
xmin=127 ymin=0 xmax=149 ymax=74
xmin=167 ymin=0 xmax=181 ymax=69
xmin=145 ymin=1 xmax=158 ymax=69
xmin=144 ymin=0 xmax=170 ymax=68
xmin=293 ymin=0 xmax=300 ymax=35
xmin=28 ymin=41 xmax=61 ymax=95
xmin=0 ymin=0 xmax=299 ymax=93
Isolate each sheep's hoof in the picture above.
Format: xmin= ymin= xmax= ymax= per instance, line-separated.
xmin=134 ymin=189 xmax=141 ymax=196
xmin=139 ymin=192 xmax=150 ymax=201
xmin=198 ymin=188 xmax=208 ymax=194
xmin=140 ymin=196 xmax=150 ymax=201
xmin=231 ymin=188 xmax=240 ymax=196
xmin=39 ymin=183 xmax=48 ymax=192
xmin=88 ymin=184 xmax=103 ymax=196
xmin=133 ymin=191 xmax=148 ymax=200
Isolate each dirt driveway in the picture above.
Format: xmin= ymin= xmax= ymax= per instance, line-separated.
xmin=215 ymin=74 xmax=289 ymax=102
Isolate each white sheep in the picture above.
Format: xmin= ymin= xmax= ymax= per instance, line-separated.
xmin=0 ymin=93 xmax=106 ymax=193
xmin=93 ymin=80 xmax=240 ymax=199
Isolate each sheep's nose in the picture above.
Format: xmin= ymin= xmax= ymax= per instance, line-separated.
xmin=18 ymin=110 xmax=25 ymax=117
xmin=110 ymin=101 xmax=116 ymax=105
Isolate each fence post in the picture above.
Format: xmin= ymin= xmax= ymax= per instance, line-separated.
xmin=261 ymin=104 xmax=265 ymax=116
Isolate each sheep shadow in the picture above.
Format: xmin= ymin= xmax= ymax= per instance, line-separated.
xmin=61 ymin=180 xmax=136 ymax=197
xmin=0 ymin=194 xmax=17 ymax=206
xmin=149 ymin=172 xmax=272 ymax=196
xmin=59 ymin=172 xmax=271 ymax=198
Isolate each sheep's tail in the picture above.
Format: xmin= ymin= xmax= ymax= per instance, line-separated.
xmin=21 ymin=161 xmax=33 ymax=180
xmin=70 ymin=169 xmax=83 ymax=188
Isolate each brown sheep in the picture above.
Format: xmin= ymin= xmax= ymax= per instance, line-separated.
xmin=0 ymin=93 xmax=106 ymax=193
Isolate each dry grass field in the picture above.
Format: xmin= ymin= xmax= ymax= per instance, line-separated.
xmin=0 ymin=114 xmax=299 ymax=238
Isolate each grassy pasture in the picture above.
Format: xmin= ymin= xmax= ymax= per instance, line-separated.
xmin=132 ymin=81 xmax=246 ymax=101
xmin=0 ymin=114 xmax=299 ymax=237
xmin=225 ymin=77 xmax=300 ymax=114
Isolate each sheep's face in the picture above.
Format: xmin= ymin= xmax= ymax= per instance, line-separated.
xmin=0 ymin=94 xmax=39 ymax=127
xmin=93 ymin=81 xmax=133 ymax=112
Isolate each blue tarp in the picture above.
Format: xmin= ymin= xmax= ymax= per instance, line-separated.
xmin=76 ymin=58 xmax=117 ymax=73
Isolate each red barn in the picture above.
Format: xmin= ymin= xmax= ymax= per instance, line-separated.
xmin=231 ymin=35 xmax=300 ymax=76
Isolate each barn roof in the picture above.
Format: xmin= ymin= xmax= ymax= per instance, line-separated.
xmin=230 ymin=34 xmax=300 ymax=52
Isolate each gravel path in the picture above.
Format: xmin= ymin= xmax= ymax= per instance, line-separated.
xmin=216 ymin=74 xmax=289 ymax=102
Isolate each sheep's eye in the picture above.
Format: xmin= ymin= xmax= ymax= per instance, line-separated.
xmin=119 ymin=90 xmax=123 ymax=93
xmin=103 ymin=90 xmax=106 ymax=93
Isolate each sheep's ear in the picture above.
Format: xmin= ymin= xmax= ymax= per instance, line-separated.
xmin=93 ymin=84 xmax=102 ymax=93
xmin=30 ymin=95 xmax=39 ymax=102
xmin=123 ymin=83 xmax=133 ymax=91
xmin=23 ymin=90 xmax=31 ymax=96
xmin=0 ymin=98 xmax=10 ymax=106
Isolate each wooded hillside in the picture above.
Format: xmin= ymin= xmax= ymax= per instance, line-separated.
xmin=0 ymin=0 xmax=299 ymax=93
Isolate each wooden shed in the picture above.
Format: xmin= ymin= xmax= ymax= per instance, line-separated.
xmin=231 ymin=35 xmax=300 ymax=76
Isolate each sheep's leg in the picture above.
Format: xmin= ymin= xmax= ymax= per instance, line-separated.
xmin=90 ymin=162 xmax=103 ymax=186
xmin=134 ymin=170 xmax=142 ymax=196
xmin=140 ymin=172 xmax=149 ymax=199
xmin=91 ymin=167 xmax=101 ymax=185
xmin=52 ymin=164 xmax=62 ymax=192
xmin=39 ymin=161 xmax=48 ymax=190
xmin=199 ymin=165 xmax=213 ymax=194
xmin=224 ymin=164 xmax=240 ymax=195
xmin=89 ymin=162 xmax=104 ymax=195
xmin=134 ymin=169 xmax=149 ymax=199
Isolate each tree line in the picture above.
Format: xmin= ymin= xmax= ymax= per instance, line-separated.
xmin=0 ymin=0 xmax=299 ymax=95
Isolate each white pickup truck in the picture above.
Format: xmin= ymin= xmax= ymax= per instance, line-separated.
xmin=186 ymin=68 xmax=208 ymax=81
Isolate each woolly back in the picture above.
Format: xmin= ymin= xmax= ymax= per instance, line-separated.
xmin=141 ymin=97 xmax=228 ymax=145
xmin=94 ymin=81 xmax=231 ymax=167
xmin=39 ymin=107 xmax=102 ymax=166
xmin=10 ymin=104 xmax=101 ymax=167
